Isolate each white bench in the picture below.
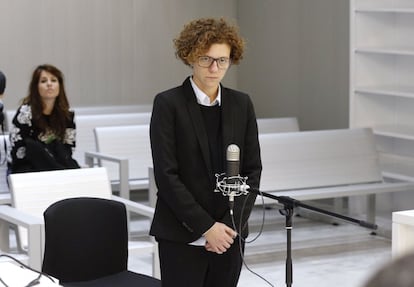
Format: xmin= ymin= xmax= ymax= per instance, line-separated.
xmin=0 ymin=167 xmax=157 ymax=274
xmin=0 ymin=135 xmax=10 ymax=205
xmin=72 ymin=105 xmax=152 ymax=115
xmin=256 ymin=128 xmax=414 ymax=224
xmin=85 ymin=125 xmax=151 ymax=200
xmin=4 ymin=110 xmax=152 ymax=167
xmin=257 ymin=117 xmax=299 ymax=134
xmin=4 ymin=105 xmax=152 ymax=132
xmin=84 ymin=117 xmax=299 ymax=200
xmin=4 ymin=110 xmax=14 ymax=133
xmin=74 ymin=113 xmax=151 ymax=166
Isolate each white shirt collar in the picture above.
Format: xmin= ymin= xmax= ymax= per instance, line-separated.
xmin=190 ymin=76 xmax=221 ymax=107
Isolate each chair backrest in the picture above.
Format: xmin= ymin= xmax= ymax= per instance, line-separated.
xmin=9 ymin=167 xmax=112 ymax=248
xmin=259 ymin=128 xmax=383 ymax=192
xmin=94 ymin=125 xmax=152 ymax=181
xmin=42 ymin=197 xmax=128 ymax=283
xmin=74 ymin=113 xmax=151 ymax=166
xmin=257 ymin=117 xmax=300 ymax=134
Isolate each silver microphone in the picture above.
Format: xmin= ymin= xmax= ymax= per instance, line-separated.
xmin=227 ymin=144 xmax=240 ymax=177
xmin=226 ymin=144 xmax=240 ymax=205
xmin=214 ymin=145 xmax=250 ymax=206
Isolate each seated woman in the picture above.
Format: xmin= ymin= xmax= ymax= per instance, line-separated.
xmin=8 ymin=64 xmax=79 ymax=173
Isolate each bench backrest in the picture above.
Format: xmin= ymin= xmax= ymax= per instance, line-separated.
xmin=73 ymin=105 xmax=152 ymax=115
xmin=94 ymin=125 xmax=151 ymax=182
xmin=9 ymin=167 xmax=112 ymax=248
xmin=257 ymin=117 xmax=299 ymax=134
xmin=0 ymin=135 xmax=10 ymax=195
xmin=4 ymin=106 xmax=152 ymax=131
xmin=74 ymin=113 xmax=151 ymax=166
xmin=4 ymin=110 xmax=15 ymax=132
xmin=259 ymin=128 xmax=382 ymax=192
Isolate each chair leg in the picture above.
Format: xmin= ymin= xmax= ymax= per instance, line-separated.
xmin=152 ymin=240 xmax=161 ymax=279
xmin=0 ymin=220 xmax=10 ymax=252
xmin=367 ymin=194 xmax=376 ymax=226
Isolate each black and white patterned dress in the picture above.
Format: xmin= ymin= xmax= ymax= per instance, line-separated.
xmin=8 ymin=104 xmax=76 ymax=173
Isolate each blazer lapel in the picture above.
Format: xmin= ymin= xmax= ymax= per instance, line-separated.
xmin=183 ymin=79 xmax=213 ymax=178
xmin=221 ymin=87 xmax=235 ymax=156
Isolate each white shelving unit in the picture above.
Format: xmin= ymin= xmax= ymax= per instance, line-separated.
xmin=350 ymin=0 xmax=414 ymax=181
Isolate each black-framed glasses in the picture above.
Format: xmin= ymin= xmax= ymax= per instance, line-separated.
xmin=197 ymin=56 xmax=231 ymax=69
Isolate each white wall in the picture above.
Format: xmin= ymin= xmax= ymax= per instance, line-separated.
xmin=237 ymin=0 xmax=349 ymax=130
xmin=0 ymin=0 xmax=238 ymax=109
xmin=0 ymin=0 xmax=350 ymax=130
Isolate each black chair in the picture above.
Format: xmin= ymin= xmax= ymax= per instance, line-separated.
xmin=42 ymin=197 xmax=161 ymax=287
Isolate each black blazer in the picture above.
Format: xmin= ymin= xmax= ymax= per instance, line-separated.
xmin=149 ymin=77 xmax=262 ymax=243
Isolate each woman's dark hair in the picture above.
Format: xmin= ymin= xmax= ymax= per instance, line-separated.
xmin=23 ymin=64 xmax=71 ymax=139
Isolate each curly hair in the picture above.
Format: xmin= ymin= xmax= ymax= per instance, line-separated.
xmin=23 ymin=64 xmax=71 ymax=139
xmin=174 ymin=18 xmax=245 ymax=66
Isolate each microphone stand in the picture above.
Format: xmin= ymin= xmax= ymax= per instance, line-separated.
xmin=248 ymin=188 xmax=377 ymax=287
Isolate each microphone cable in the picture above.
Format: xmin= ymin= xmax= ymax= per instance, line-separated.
xmin=0 ymin=254 xmax=57 ymax=286
xmin=229 ymin=190 xmax=275 ymax=287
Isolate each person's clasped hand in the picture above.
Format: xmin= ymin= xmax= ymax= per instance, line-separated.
xmin=203 ymin=222 xmax=238 ymax=254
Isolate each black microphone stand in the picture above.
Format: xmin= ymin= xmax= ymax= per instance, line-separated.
xmin=248 ymin=188 xmax=378 ymax=287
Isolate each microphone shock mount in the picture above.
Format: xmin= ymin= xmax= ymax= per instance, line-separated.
xmin=214 ymin=173 xmax=249 ymax=197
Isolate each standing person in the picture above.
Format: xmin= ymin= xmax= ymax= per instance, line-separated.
xmin=0 ymin=70 xmax=5 ymax=97
xmin=8 ymin=64 xmax=79 ymax=174
xmin=150 ymin=18 xmax=262 ymax=287
xmin=0 ymin=70 xmax=6 ymax=127
xmin=0 ymin=70 xmax=7 ymax=166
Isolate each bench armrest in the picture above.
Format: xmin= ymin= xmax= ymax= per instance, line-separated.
xmin=84 ymin=151 xmax=128 ymax=166
xmin=112 ymin=195 xmax=154 ymax=219
xmin=0 ymin=206 xmax=43 ymax=270
xmin=0 ymin=193 xmax=11 ymax=205
xmin=0 ymin=205 xmax=43 ymax=227
xmin=84 ymin=151 xmax=130 ymax=199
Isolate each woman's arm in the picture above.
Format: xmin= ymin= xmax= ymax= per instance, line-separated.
xmin=63 ymin=111 xmax=76 ymax=149
xmin=9 ymin=105 xmax=34 ymax=172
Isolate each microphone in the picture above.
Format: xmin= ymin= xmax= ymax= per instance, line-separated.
xmin=226 ymin=144 xmax=240 ymax=178
xmin=214 ymin=144 xmax=249 ymax=213
xmin=226 ymin=144 xmax=240 ymax=212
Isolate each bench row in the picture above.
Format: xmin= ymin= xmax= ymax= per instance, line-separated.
xmin=0 ymin=116 xmax=300 ymax=204
xmin=84 ymin=117 xmax=300 ymax=199
xmin=86 ymin=120 xmax=414 ymax=228
xmin=2 ymin=127 xmax=414 ymax=273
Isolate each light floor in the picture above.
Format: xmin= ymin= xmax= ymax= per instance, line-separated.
xmin=129 ymin=206 xmax=392 ymax=287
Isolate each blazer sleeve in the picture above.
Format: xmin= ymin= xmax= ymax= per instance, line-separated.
xmin=150 ymin=92 xmax=216 ymax=238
